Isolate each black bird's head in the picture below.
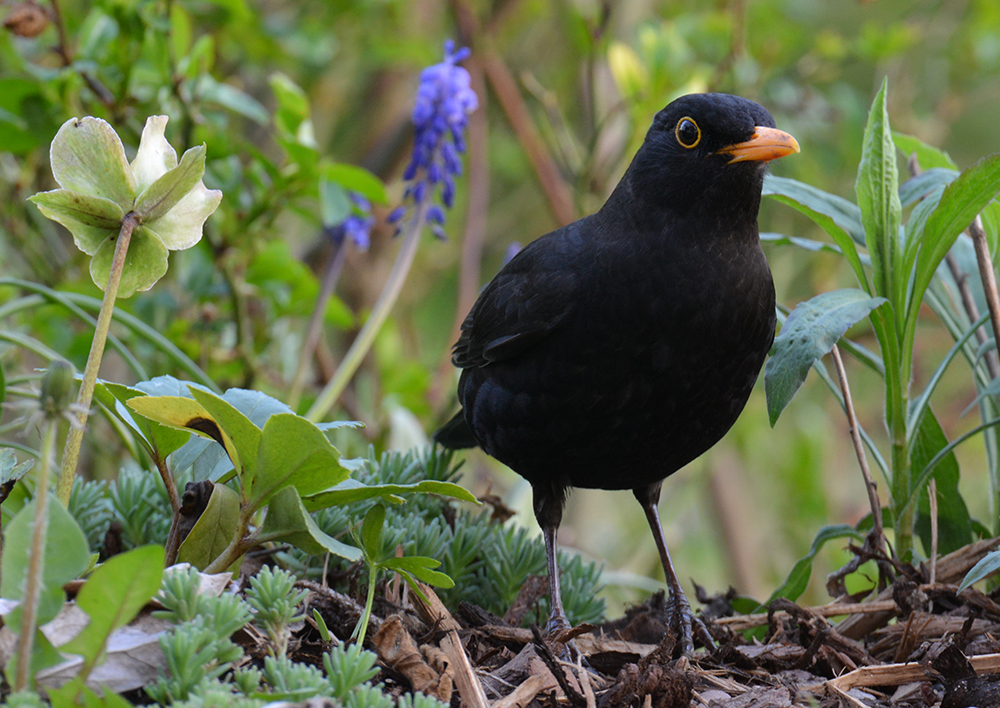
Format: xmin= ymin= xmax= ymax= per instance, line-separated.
xmin=624 ymin=93 xmax=799 ymax=227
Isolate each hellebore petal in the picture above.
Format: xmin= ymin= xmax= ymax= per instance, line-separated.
xmin=146 ymin=181 xmax=222 ymax=251
xmin=30 ymin=190 xmax=123 ymax=255
xmin=90 ymin=226 xmax=168 ymax=298
xmin=134 ymin=144 xmax=208 ymax=223
xmin=131 ymin=115 xmax=178 ymax=193
xmin=50 ymin=117 xmax=136 ymax=209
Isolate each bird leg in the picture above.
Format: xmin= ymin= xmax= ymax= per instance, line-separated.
xmin=634 ymin=483 xmax=716 ymax=656
xmin=533 ymin=484 xmax=571 ymax=635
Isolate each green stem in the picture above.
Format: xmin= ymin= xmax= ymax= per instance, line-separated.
xmin=14 ymin=418 xmax=58 ymax=691
xmin=57 ymin=213 xmax=140 ymax=505
xmin=355 ymin=562 xmax=378 ymax=646
xmin=288 ymin=240 xmax=348 ymax=411
xmin=306 ymin=202 xmax=429 ymax=422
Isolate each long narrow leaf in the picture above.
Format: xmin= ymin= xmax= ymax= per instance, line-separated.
xmin=855 ymin=78 xmax=902 ymax=309
xmin=763 ymin=176 xmax=870 ymax=292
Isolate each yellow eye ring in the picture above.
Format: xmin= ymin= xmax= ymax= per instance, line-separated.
xmin=675 ymin=117 xmax=701 ymax=149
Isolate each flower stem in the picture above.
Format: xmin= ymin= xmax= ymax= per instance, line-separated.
xmin=288 ymin=240 xmax=348 ymax=411
xmin=58 ymin=212 xmax=140 ymax=505
xmin=14 ymin=418 xmax=58 ymax=691
xmin=306 ymin=202 xmax=428 ymax=422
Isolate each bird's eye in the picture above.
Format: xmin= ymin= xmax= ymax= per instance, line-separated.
xmin=674 ymin=117 xmax=701 ymax=149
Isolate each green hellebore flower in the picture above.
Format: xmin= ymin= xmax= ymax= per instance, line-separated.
xmin=29 ymin=116 xmax=222 ymax=297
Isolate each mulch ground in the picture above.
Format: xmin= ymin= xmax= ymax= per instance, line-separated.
xmin=274 ymin=537 xmax=1000 ymax=708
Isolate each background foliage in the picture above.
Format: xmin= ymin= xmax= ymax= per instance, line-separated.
xmin=4 ymin=0 xmax=1000 ymax=615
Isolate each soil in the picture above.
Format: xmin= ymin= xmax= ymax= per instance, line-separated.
xmin=271 ymin=537 xmax=1000 ymax=708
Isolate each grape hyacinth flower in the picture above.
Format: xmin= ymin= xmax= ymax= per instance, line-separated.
xmin=329 ymin=193 xmax=374 ymax=251
xmin=306 ymin=40 xmax=478 ymax=422
xmin=388 ymin=40 xmax=478 ymax=238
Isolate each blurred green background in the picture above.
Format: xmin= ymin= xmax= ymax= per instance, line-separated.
xmin=3 ymin=0 xmax=1000 ymax=615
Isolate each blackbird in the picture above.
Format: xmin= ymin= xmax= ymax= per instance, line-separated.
xmin=435 ymin=93 xmax=799 ymax=654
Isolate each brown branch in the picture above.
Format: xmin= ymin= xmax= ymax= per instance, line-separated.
xmin=832 ymin=344 xmax=889 ymax=560
xmin=482 ymin=53 xmax=576 ymax=226
xmin=48 ymin=0 xmax=115 ymax=108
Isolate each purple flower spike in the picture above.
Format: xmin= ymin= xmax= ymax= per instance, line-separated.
xmin=390 ymin=41 xmax=478 ymax=237
xmin=330 ymin=191 xmax=374 ymax=251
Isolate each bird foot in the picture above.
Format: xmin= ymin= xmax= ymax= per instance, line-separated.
xmin=666 ymin=589 xmax=716 ymax=657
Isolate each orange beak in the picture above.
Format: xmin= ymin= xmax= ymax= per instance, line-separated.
xmin=716 ymin=126 xmax=800 ymax=163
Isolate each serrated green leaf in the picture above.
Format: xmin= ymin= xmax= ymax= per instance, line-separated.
xmin=133 ymin=144 xmax=207 ymax=222
xmin=765 ymin=289 xmax=887 ymax=425
xmin=258 ymin=485 xmax=361 ymax=561
xmin=60 ymin=545 xmax=164 ymax=678
xmin=176 ymin=483 xmax=240 ymax=570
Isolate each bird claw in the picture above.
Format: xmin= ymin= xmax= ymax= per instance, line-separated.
xmin=666 ymin=590 xmax=716 ymax=657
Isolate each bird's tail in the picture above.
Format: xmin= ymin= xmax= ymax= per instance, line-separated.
xmin=433 ymin=409 xmax=479 ymax=449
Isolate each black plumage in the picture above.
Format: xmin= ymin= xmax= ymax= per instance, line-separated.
xmin=436 ymin=93 xmax=799 ymax=654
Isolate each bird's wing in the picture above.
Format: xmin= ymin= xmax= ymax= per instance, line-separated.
xmin=452 ymin=231 xmax=582 ymax=368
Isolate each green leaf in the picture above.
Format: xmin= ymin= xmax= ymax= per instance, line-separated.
xmin=304 ymin=478 xmax=478 ymax=511
xmin=763 ymin=175 xmax=870 ymax=292
xmin=360 ymin=503 xmax=385 ymax=558
xmin=855 ymin=78 xmax=902 ymax=303
xmin=911 ymin=409 xmax=972 ymax=556
xmin=1 ymin=495 xmax=90 ymax=627
xmin=759 ymin=524 xmax=862 ymax=608
xmin=765 ymin=289 xmax=887 ymax=425
xmin=93 ymin=381 xmax=190 ymax=462
xmin=899 ymin=169 xmax=958 ymax=208
xmin=176 ymin=483 xmax=241 ymax=570
xmin=49 ymin=681 xmax=134 ymax=708
xmin=319 ymin=177 xmax=351 ymax=228
xmin=190 ymin=387 xmax=262 ymax=486
xmin=381 ymin=556 xmax=454 ymax=588
xmin=911 ymin=153 xmax=1000 ymax=323
xmin=126 ymin=394 xmax=245 ymax=480
xmin=29 ymin=190 xmax=124 ymax=231
xmin=258 ymin=485 xmax=361 ymax=561
xmin=893 ymin=131 xmax=958 ymax=171
xmin=249 ymin=413 xmax=346 ymax=509
xmin=60 ymin=545 xmax=164 ymax=678
xmin=195 ymin=74 xmax=269 ymax=125
xmin=169 ymin=387 xmax=291 ymax=482
xmin=89 ymin=225 xmax=168 ymax=298
xmin=0 ymin=448 xmax=33 ymax=491
xmin=133 ymin=144 xmax=207 ymax=222
xmin=959 ymin=549 xmax=1000 ymax=591
xmin=322 ymin=162 xmax=388 ymax=205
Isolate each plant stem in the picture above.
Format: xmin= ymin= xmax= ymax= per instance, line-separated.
xmin=58 ymin=213 xmax=140 ymax=505
xmin=832 ymin=345 xmax=890 ymax=559
xmin=14 ymin=418 xmax=58 ymax=691
xmin=355 ymin=563 xmax=378 ymax=646
xmin=288 ymin=240 xmax=348 ymax=411
xmin=306 ymin=201 xmax=429 ymax=422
